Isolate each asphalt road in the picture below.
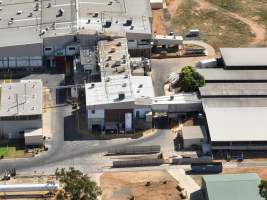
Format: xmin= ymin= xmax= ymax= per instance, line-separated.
xmin=0 ymin=102 xmax=173 ymax=174
xmin=151 ymin=56 xmax=210 ymax=96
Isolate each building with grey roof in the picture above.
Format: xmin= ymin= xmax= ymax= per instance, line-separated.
xmin=0 ymin=0 xmax=152 ymax=70
xmin=199 ymin=48 xmax=267 ymax=150
xmin=0 ymin=80 xmax=43 ymax=139
xmin=221 ymin=48 xmax=267 ymax=69
xmin=202 ymin=173 xmax=263 ymax=200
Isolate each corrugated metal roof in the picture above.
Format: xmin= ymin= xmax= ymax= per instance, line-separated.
xmin=203 ymin=98 xmax=267 ymax=142
xmin=197 ymin=68 xmax=267 ymax=82
xmin=221 ymin=48 xmax=267 ymax=67
xmin=200 ymin=83 xmax=267 ymax=97
xmin=203 ymin=173 xmax=263 ymax=200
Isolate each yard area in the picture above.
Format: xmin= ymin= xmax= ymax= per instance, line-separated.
xmin=0 ymin=139 xmax=25 ymax=158
xmin=153 ymin=0 xmax=266 ymax=52
xmin=100 ymin=171 xmax=183 ymax=200
xmin=171 ymin=0 xmax=253 ymax=50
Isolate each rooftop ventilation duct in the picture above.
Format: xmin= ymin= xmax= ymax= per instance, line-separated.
xmin=90 ymin=83 xmax=95 ymax=88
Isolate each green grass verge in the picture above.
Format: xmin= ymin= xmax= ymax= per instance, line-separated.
xmin=0 ymin=140 xmax=25 ymax=158
xmin=171 ymin=0 xmax=253 ymax=50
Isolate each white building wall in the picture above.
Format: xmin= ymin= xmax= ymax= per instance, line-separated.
xmin=88 ymin=109 xmax=105 ymax=119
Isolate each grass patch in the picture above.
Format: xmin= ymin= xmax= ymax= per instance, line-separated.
xmin=0 ymin=139 xmax=25 ymax=158
xmin=171 ymin=0 xmax=253 ymax=50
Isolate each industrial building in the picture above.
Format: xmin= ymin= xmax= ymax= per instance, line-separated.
xmin=85 ymin=37 xmax=155 ymax=133
xmin=198 ymin=48 xmax=267 ymax=151
xmin=0 ymin=0 xmax=152 ymax=73
xmin=202 ymin=173 xmax=263 ymax=200
xmin=182 ymin=126 xmax=205 ymax=149
xmin=0 ymin=80 xmax=43 ymax=140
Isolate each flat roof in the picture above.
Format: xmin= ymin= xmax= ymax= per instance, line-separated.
xmin=221 ymin=48 xmax=267 ymax=67
xmin=24 ymin=128 xmax=43 ymax=137
xmin=0 ymin=80 xmax=43 ymax=117
xmin=152 ymin=93 xmax=201 ymax=105
xmin=200 ymin=83 xmax=267 ymax=97
xmin=203 ymin=173 xmax=263 ymax=200
xmin=182 ymin=126 xmax=205 ymax=140
xmin=85 ymin=75 xmax=155 ymax=107
xmin=203 ymin=98 xmax=267 ymax=142
xmin=198 ymin=68 xmax=267 ymax=82
xmin=0 ymin=0 xmax=151 ymax=48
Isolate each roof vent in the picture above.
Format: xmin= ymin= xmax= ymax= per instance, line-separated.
xmin=105 ymin=63 xmax=110 ymax=68
xmin=118 ymin=93 xmax=125 ymax=100
xmin=130 ymin=25 xmax=134 ymax=30
xmin=0 ymin=1 xmax=2 ymax=5
xmin=108 ymin=1 xmax=112 ymax=5
xmin=138 ymin=84 xmax=143 ymax=88
xmin=124 ymin=74 xmax=128 ymax=79
xmin=116 ymin=42 xmax=122 ymax=47
xmin=47 ymin=2 xmax=51 ymax=8
xmin=32 ymin=106 xmax=35 ymax=110
xmin=17 ymin=10 xmax=22 ymax=15
xmin=39 ymin=29 xmax=46 ymax=36
xmin=105 ymin=77 xmax=111 ymax=82
xmin=106 ymin=55 xmax=112 ymax=61
xmin=57 ymin=8 xmax=64 ymax=17
xmin=124 ymin=19 xmax=132 ymax=26
xmin=169 ymin=96 xmax=174 ymax=101
xmin=28 ymin=12 xmax=33 ymax=17
xmin=122 ymin=83 xmax=127 ymax=87
xmin=87 ymin=19 xmax=91 ymax=24
xmin=8 ymin=20 xmax=13 ymax=25
xmin=34 ymin=3 xmax=39 ymax=11
xmin=109 ymin=48 xmax=116 ymax=53
xmin=0 ymin=7 xmax=2 ymax=11
xmin=90 ymin=83 xmax=95 ymax=88
xmin=93 ymin=13 xmax=98 ymax=17
xmin=103 ymin=20 xmax=112 ymax=28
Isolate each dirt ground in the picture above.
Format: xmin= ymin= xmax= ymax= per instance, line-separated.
xmin=223 ymin=167 xmax=267 ymax=180
xmin=100 ymin=171 xmax=182 ymax=200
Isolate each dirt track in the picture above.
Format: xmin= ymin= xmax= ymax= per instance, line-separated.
xmin=196 ymin=0 xmax=266 ymax=45
xmin=153 ymin=0 xmax=266 ymax=46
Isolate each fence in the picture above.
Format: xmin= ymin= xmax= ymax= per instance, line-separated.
xmin=108 ymin=145 xmax=161 ymax=155
xmin=172 ymin=156 xmax=212 ymax=165
xmin=113 ymin=159 xmax=164 ymax=168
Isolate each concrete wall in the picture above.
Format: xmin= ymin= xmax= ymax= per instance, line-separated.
xmin=0 ymin=119 xmax=42 ymax=139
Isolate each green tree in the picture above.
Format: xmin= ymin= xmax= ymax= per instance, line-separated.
xmin=55 ymin=167 xmax=102 ymax=200
xmin=259 ymin=180 xmax=267 ymax=199
xmin=179 ymin=66 xmax=205 ymax=92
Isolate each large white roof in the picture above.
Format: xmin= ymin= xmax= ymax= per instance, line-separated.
xmin=203 ymin=98 xmax=267 ymax=142
xmin=0 ymin=80 xmax=43 ymax=117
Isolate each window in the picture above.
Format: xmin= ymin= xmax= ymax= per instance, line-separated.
xmin=44 ymin=47 xmax=52 ymax=51
xmin=68 ymin=47 xmax=76 ymax=51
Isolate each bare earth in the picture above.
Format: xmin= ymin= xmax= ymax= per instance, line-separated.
xmin=153 ymin=0 xmax=266 ymax=46
xmin=100 ymin=171 xmax=181 ymax=200
xmin=224 ymin=167 xmax=267 ymax=180
xmin=196 ymin=0 xmax=266 ymax=45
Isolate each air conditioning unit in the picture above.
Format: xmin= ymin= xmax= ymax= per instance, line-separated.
xmin=118 ymin=93 xmax=125 ymax=100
